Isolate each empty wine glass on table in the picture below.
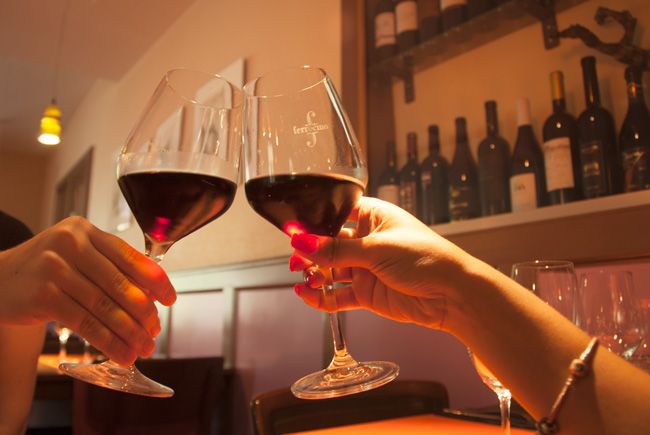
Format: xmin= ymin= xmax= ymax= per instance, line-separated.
xmin=59 ymin=68 xmax=243 ymax=397
xmin=242 ymin=66 xmax=399 ymax=399
xmin=576 ymin=270 xmax=646 ymax=362
xmin=511 ymin=260 xmax=578 ymax=321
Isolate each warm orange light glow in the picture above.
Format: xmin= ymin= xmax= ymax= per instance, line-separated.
xmin=283 ymin=221 xmax=305 ymax=236
xmin=38 ymin=101 xmax=62 ymax=145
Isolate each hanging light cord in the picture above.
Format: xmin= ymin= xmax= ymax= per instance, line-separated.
xmin=52 ymin=0 xmax=71 ymax=101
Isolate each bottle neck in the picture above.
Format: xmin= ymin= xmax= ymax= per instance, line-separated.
xmin=386 ymin=143 xmax=397 ymax=168
xmin=486 ymin=106 xmax=498 ymax=137
xmin=583 ymin=64 xmax=601 ymax=106
xmin=428 ymin=132 xmax=440 ymax=155
xmin=552 ymin=98 xmax=566 ymax=113
xmin=627 ymin=82 xmax=646 ymax=105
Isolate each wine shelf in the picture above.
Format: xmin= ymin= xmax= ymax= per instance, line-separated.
xmin=435 ymin=190 xmax=650 ymax=268
xmin=368 ymin=0 xmax=588 ymax=102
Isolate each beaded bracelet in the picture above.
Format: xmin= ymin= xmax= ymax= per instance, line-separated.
xmin=536 ymin=337 xmax=599 ymax=434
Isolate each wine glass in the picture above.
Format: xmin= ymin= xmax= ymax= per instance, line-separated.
xmin=59 ymin=68 xmax=243 ymax=397
xmin=468 ymin=351 xmax=511 ymax=434
xmin=242 ymin=66 xmax=399 ymax=399
xmin=511 ymin=260 xmax=577 ymax=321
xmin=575 ymin=270 xmax=646 ymax=361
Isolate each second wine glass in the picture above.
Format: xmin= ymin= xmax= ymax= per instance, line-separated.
xmin=243 ymin=66 xmax=399 ymax=399
xmin=59 ymin=68 xmax=243 ymax=397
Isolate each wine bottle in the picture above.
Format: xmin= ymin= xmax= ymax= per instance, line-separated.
xmin=620 ymin=65 xmax=650 ymax=192
xmin=440 ymin=0 xmax=467 ymax=32
xmin=399 ymin=132 xmax=422 ymax=218
xmin=542 ymin=71 xmax=581 ymax=204
xmin=510 ymin=97 xmax=546 ymax=211
xmin=577 ymin=56 xmax=620 ymax=198
xmin=418 ymin=0 xmax=441 ymax=41
xmin=374 ymin=0 xmax=397 ymax=62
xmin=376 ymin=140 xmax=401 ymax=205
xmin=420 ymin=125 xmax=450 ymax=224
xmin=449 ymin=117 xmax=480 ymax=220
xmin=467 ymin=0 xmax=493 ymax=19
xmin=395 ymin=0 xmax=419 ymax=52
xmin=478 ymin=101 xmax=511 ymax=216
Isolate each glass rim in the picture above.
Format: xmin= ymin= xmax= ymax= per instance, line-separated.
xmin=512 ymin=260 xmax=575 ymax=270
xmin=163 ymin=68 xmax=243 ymax=109
xmin=243 ymin=65 xmax=328 ymax=99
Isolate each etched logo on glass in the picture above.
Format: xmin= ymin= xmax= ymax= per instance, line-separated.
xmin=293 ymin=111 xmax=329 ymax=147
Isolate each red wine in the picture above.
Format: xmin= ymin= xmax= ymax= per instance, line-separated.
xmin=577 ymin=56 xmax=620 ymax=198
xmin=245 ymin=173 xmax=364 ymax=237
xmin=543 ymin=71 xmax=581 ymax=204
xmin=374 ymin=0 xmax=397 ymax=62
xmin=395 ymin=0 xmax=419 ymax=52
xmin=118 ymin=171 xmax=236 ymax=244
xmin=420 ymin=125 xmax=450 ymax=225
xmin=478 ymin=101 xmax=511 ymax=216
xmin=449 ymin=117 xmax=480 ymax=220
xmin=620 ymin=66 xmax=650 ymax=191
xmin=399 ymin=132 xmax=422 ymax=219
xmin=376 ymin=140 xmax=401 ymax=206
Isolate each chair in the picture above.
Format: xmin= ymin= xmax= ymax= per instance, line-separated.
xmin=72 ymin=357 xmax=224 ymax=435
xmin=250 ymin=379 xmax=449 ymax=435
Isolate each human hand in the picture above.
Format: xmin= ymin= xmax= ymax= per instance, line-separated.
xmin=289 ymin=196 xmax=474 ymax=331
xmin=0 ymin=216 xmax=176 ymax=365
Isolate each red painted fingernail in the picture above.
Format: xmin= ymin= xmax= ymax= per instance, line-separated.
xmin=291 ymin=233 xmax=319 ymax=254
xmin=289 ymin=255 xmax=305 ymax=272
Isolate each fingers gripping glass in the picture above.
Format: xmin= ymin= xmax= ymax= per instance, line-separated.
xmin=242 ymin=66 xmax=399 ymax=399
xmin=59 ymin=69 xmax=242 ymax=397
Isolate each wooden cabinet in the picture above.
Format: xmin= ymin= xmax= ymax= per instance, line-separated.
xmin=341 ymin=0 xmax=650 ymax=267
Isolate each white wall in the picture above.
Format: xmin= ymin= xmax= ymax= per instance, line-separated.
xmin=42 ymin=0 xmax=342 ymax=271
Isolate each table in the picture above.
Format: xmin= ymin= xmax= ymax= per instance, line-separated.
xmin=289 ymin=414 xmax=536 ymax=434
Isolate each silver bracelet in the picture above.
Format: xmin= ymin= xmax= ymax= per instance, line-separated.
xmin=536 ymin=337 xmax=599 ymax=434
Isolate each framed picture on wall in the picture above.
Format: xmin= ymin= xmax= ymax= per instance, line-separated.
xmin=54 ymin=147 xmax=94 ymax=222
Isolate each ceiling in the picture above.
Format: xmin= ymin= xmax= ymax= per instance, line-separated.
xmin=0 ymin=0 xmax=196 ymax=156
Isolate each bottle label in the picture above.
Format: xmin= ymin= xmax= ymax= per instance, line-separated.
xmin=399 ymin=180 xmax=418 ymax=216
xmin=510 ymin=173 xmax=537 ymax=212
xmin=449 ymin=184 xmax=475 ymax=221
xmin=579 ymin=140 xmax=608 ymax=197
xmin=441 ymin=0 xmax=467 ymax=9
xmin=421 ymin=172 xmax=432 ymax=184
xmin=543 ymin=137 xmax=575 ymax=192
xmin=395 ymin=2 xmax=418 ymax=34
xmin=377 ymin=184 xmax=400 ymax=205
xmin=622 ymin=146 xmax=649 ymax=191
xmin=375 ymin=12 xmax=396 ymax=48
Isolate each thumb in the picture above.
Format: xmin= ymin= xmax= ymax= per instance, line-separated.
xmin=291 ymin=233 xmax=370 ymax=269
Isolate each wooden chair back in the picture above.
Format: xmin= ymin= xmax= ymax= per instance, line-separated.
xmin=250 ymin=379 xmax=449 ymax=435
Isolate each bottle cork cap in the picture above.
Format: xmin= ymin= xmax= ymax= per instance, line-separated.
xmin=550 ymin=71 xmax=565 ymax=101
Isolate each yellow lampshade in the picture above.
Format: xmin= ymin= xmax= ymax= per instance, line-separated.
xmin=38 ymin=101 xmax=62 ymax=146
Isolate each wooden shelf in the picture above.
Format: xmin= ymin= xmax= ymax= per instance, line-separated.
xmin=438 ymin=191 xmax=650 ymax=267
xmin=435 ymin=190 xmax=650 ymax=237
xmin=368 ymin=0 xmax=587 ymax=102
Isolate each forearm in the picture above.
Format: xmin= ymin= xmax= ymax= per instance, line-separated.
xmin=442 ymin=255 xmax=650 ymax=435
xmin=0 ymin=324 xmax=45 ymax=435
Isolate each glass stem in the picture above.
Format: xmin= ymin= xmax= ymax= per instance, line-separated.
xmin=322 ymin=268 xmax=358 ymax=370
xmin=497 ymin=389 xmax=512 ymax=435
xmin=144 ymin=238 xmax=171 ymax=264
xmin=58 ymin=336 xmax=68 ymax=363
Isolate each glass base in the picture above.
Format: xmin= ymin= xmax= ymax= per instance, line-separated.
xmin=59 ymin=360 xmax=174 ymax=398
xmin=291 ymin=360 xmax=399 ymax=400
